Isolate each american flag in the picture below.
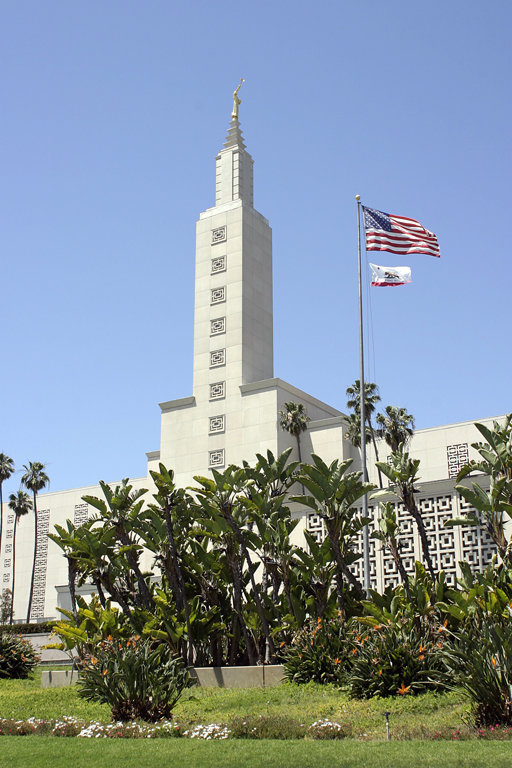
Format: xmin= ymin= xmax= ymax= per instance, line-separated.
xmin=362 ymin=206 xmax=440 ymax=258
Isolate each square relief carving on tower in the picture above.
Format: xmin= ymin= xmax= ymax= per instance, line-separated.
xmin=211 ymin=286 xmax=226 ymax=305
xmin=209 ymin=449 xmax=225 ymax=468
xmin=447 ymin=443 xmax=469 ymax=479
xmin=211 ymin=226 xmax=227 ymax=244
xmin=209 ymin=415 xmax=225 ymax=434
xmin=210 ymin=317 xmax=225 ymax=335
xmin=209 ymin=381 xmax=225 ymax=400
xmin=210 ymin=349 xmax=225 ymax=368
xmin=211 ymin=255 xmax=226 ymax=274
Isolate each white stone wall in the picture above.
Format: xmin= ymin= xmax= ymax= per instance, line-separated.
xmin=1 ymin=477 xmax=147 ymax=622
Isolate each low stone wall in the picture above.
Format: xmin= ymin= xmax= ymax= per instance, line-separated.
xmin=22 ymin=633 xmax=71 ymax=665
xmin=41 ymin=664 xmax=285 ymax=689
xmin=190 ymin=665 xmax=284 ymax=688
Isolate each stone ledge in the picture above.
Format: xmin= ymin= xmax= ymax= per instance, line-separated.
xmin=41 ymin=665 xmax=285 ymax=689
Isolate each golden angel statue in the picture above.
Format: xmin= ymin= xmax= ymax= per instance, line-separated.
xmin=231 ymin=78 xmax=245 ymax=120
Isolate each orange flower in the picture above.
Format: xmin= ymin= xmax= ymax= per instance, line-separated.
xmin=91 ymin=658 xmax=98 ymax=666
xmin=419 ymin=654 xmax=425 ymax=661
xmin=492 ymin=656 xmax=498 ymax=668
xmin=351 ymin=649 xmax=358 ymax=656
xmin=107 ymin=635 xmax=113 ymax=642
xmin=334 ymin=658 xmax=341 ymax=665
xmin=372 ymin=657 xmax=378 ymax=664
xmin=126 ymin=641 xmax=131 ymax=647
xmin=103 ymin=670 xmax=108 ymax=676
xmin=378 ymin=668 xmax=383 ymax=676
xmin=133 ymin=635 xmax=141 ymax=641
xmin=419 ymin=644 xmax=426 ymax=653
xmin=280 ymin=641 xmax=286 ymax=648
xmin=397 ymin=683 xmax=411 ymax=696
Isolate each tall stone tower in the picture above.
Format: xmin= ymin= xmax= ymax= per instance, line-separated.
xmin=152 ymin=104 xmax=344 ymax=487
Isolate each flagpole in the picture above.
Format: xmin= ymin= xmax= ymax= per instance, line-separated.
xmin=356 ymin=194 xmax=370 ymax=597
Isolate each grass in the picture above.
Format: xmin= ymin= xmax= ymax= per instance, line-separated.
xmin=1 ymin=737 xmax=512 ymax=768
xmin=0 ymin=668 xmax=472 ymax=739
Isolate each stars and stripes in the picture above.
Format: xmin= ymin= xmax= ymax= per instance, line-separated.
xmin=363 ymin=206 xmax=441 ymax=258
xmin=370 ymin=263 xmax=411 ymax=287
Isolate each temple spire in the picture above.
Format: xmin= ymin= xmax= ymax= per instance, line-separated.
xmin=223 ymin=118 xmax=246 ymax=150
xmin=214 ymin=82 xmax=253 ymax=207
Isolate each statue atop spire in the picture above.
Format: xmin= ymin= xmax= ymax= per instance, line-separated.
xmin=231 ymin=78 xmax=245 ymax=120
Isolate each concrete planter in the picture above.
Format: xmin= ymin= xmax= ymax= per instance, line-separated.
xmin=41 ymin=664 xmax=285 ymax=689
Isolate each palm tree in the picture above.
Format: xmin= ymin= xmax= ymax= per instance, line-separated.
xmin=345 ymin=380 xmax=383 ymax=488
xmin=279 ymin=402 xmax=310 ymax=463
xmin=21 ymin=461 xmax=49 ymax=623
xmin=0 ymin=454 xmax=15 ymax=555
xmin=7 ymin=490 xmax=32 ymax=625
xmin=376 ymin=405 xmax=415 ymax=453
xmin=346 ymin=380 xmax=381 ymax=423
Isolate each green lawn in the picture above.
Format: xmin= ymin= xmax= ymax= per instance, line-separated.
xmin=0 ymin=669 xmax=471 ymax=739
xmin=1 ymin=737 xmax=512 ymax=768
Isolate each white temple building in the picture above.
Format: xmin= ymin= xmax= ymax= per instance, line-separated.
xmin=1 ymin=105 xmax=502 ymax=622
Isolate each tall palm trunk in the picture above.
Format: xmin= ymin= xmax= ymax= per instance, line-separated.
xmin=10 ymin=517 xmax=18 ymax=625
xmin=369 ymin=424 xmax=383 ymax=488
xmin=26 ymin=491 xmax=38 ymax=623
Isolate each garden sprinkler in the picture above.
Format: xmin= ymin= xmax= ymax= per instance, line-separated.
xmin=383 ymin=711 xmax=391 ymax=741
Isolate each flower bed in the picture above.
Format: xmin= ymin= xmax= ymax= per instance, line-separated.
xmin=0 ymin=715 xmax=511 ymax=741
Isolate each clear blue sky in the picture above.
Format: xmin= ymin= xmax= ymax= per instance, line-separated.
xmin=2 ymin=1 xmax=510 ymax=496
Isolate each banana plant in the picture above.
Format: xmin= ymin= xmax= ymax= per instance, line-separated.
xmin=292 ymin=455 xmax=373 ymax=616
xmin=446 ymin=416 xmax=512 ymax=564
xmin=375 ymin=447 xmax=436 ymax=581
xmin=370 ymin=501 xmax=412 ymax=600
xmin=193 ymin=465 xmax=274 ymax=662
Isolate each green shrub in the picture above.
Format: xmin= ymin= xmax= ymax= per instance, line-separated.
xmin=0 ymin=621 xmax=55 ymax=635
xmin=347 ymin=621 xmax=448 ymax=699
xmin=442 ymin=618 xmax=512 ymax=726
xmin=77 ymin=636 xmax=193 ymax=722
xmin=49 ymin=595 xmax=132 ymax=660
xmin=283 ymin=617 xmax=352 ymax=684
xmin=0 ymin=633 xmax=39 ymax=678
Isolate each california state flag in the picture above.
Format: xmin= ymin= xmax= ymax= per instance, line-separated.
xmin=370 ymin=263 xmax=412 ymax=287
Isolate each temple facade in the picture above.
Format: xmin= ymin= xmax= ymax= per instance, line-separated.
xmin=1 ymin=108 xmax=502 ymax=622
